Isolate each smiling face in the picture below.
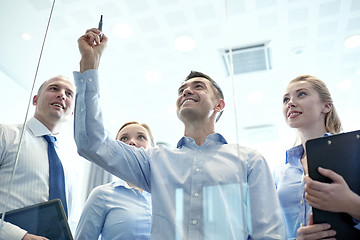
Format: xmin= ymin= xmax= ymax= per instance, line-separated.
xmin=33 ymin=76 xmax=75 ymax=130
xmin=176 ymin=77 xmax=224 ymax=123
xmin=116 ymin=123 xmax=152 ymax=149
xmin=283 ymin=80 xmax=331 ymax=131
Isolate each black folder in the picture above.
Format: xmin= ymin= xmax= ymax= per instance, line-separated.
xmin=306 ymin=130 xmax=360 ymax=240
xmin=0 ymin=199 xmax=73 ymax=240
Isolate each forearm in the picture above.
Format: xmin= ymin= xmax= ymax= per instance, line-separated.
xmin=73 ymin=70 xmax=110 ymax=163
xmin=347 ymin=191 xmax=360 ymax=221
xmin=0 ymin=221 xmax=27 ymax=240
xmin=79 ymin=52 xmax=101 ymax=73
xmin=248 ymin=154 xmax=287 ymax=239
xmin=72 ymin=70 xmax=151 ymax=189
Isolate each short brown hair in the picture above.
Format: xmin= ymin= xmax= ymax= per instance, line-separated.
xmin=184 ymin=71 xmax=224 ymax=100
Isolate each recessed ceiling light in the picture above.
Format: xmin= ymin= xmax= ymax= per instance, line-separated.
xmin=337 ymin=80 xmax=352 ymax=90
xmin=174 ymin=36 xmax=195 ymax=52
xmin=112 ymin=24 xmax=133 ymax=38
xmin=21 ymin=33 xmax=31 ymax=40
xmin=144 ymin=71 xmax=161 ymax=83
xmin=344 ymin=35 xmax=360 ymax=48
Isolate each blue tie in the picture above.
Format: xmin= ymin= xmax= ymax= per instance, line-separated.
xmin=42 ymin=135 xmax=68 ymax=218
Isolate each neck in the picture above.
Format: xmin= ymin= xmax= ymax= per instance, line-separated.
xmin=183 ymin=120 xmax=215 ymax=146
xmin=298 ymin=123 xmax=327 ymax=150
xmin=34 ymin=115 xmax=62 ymax=134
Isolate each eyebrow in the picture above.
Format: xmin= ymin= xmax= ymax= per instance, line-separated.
xmin=178 ymin=80 xmax=207 ymax=92
xmin=283 ymin=88 xmax=309 ymax=97
xmin=136 ymin=131 xmax=147 ymax=136
xmin=119 ymin=132 xmax=147 ymax=136
xmin=48 ymin=84 xmax=75 ymax=94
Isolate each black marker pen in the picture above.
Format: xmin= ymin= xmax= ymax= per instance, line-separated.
xmin=98 ymin=15 xmax=103 ymax=41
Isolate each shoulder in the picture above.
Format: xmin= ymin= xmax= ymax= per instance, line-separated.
xmin=0 ymin=123 xmax=23 ymax=146
xmin=230 ymin=143 xmax=265 ymax=161
xmin=91 ymin=182 xmax=115 ymax=195
xmin=0 ymin=123 xmax=22 ymax=136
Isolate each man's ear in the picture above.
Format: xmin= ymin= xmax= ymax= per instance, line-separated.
xmin=323 ymin=103 xmax=331 ymax=114
xmin=32 ymin=95 xmax=39 ymax=106
xmin=214 ymin=99 xmax=225 ymax=113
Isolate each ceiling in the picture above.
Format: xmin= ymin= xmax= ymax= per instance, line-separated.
xmin=1 ymin=0 xmax=359 ymax=167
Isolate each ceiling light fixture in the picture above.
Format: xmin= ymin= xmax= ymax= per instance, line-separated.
xmin=21 ymin=33 xmax=31 ymax=40
xmin=344 ymin=35 xmax=360 ymax=48
xmin=112 ymin=24 xmax=133 ymax=38
xmin=174 ymin=36 xmax=195 ymax=52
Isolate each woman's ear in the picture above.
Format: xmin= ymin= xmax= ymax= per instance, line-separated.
xmin=322 ymin=103 xmax=331 ymax=113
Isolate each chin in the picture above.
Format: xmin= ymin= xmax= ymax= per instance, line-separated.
xmin=287 ymin=121 xmax=302 ymax=129
xmin=178 ymin=108 xmax=196 ymax=121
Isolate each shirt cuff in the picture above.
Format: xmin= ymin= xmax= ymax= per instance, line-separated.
xmin=0 ymin=221 xmax=27 ymax=240
xmin=73 ymin=69 xmax=99 ymax=92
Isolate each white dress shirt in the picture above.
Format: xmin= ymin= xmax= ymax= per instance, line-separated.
xmin=0 ymin=117 xmax=72 ymax=240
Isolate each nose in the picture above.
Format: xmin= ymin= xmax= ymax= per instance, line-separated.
xmin=127 ymin=139 xmax=137 ymax=147
xmin=287 ymin=98 xmax=296 ymax=108
xmin=57 ymin=89 xmax=66 ymax=100
xmin=183 ymin=87 xmax=193 ymax=96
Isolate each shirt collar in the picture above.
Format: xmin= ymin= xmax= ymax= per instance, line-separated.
xmin=176 ymin=133 xmax=228 ymax=148
xmin=27 ymin=117 xmax=52 ymax=137
xmin=285 ymin=132 xmax=332 ymax=166
xmin=285 ymin=144 xmax=304 ymax=166
xmin=113 ymin=179 xmax=128 ymax=188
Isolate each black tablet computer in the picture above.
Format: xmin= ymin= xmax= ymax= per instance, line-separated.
xmin=1 ymin=199 xmax=73 ymax=240
xmin=306 ymin=130 xmax=360 ymax=240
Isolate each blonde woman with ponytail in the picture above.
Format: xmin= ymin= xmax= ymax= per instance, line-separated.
xmin=275 ymin=75 xmax=360 ymax=239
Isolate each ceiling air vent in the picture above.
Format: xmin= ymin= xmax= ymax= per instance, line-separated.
xmin=222 ymin=42 xmax=272 ymax=75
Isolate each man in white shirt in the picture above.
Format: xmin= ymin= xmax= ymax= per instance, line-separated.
xmin=0 ymin=76 xmax=76 ymax=240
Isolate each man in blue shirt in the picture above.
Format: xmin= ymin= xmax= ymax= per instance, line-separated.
xmin=74 ymin=28 xmax=286 ymax=239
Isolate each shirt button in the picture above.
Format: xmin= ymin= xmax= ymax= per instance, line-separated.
xmin=80 ymin=79 xmax=84 ymax=83
xmin=194 ymin=193 xmax=199 ymax=197
xmin=195 ymin=168 xmax=200 ymax=172
xmin=88 ymin=78 xmax=93 ymax=82
xmin=300 ymin=200 xmax=303 ymax=205
xmin=300 ymin=223 xmax=303 ymax=227
xmin=80 ymin=108 xmax=84 ymax=112
xmin=192 ymin=220 xmax=197 ymax=225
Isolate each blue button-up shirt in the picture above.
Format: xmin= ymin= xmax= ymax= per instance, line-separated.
xmin=274 ymin=144 xmax=310 ymax=239
xmin=73 ymin=70 xmax=286 ymax=240
xmin=275 ymin=136 xmax=360 ymax=239
xmin=75 ymin=180 xmax=151 ymax=240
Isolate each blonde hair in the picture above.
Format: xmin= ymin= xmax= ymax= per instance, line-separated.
xmin=116 ymin=121 xmax=155 ymax=146
xmin=288 ymin=75 xmax=341 ymax=133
